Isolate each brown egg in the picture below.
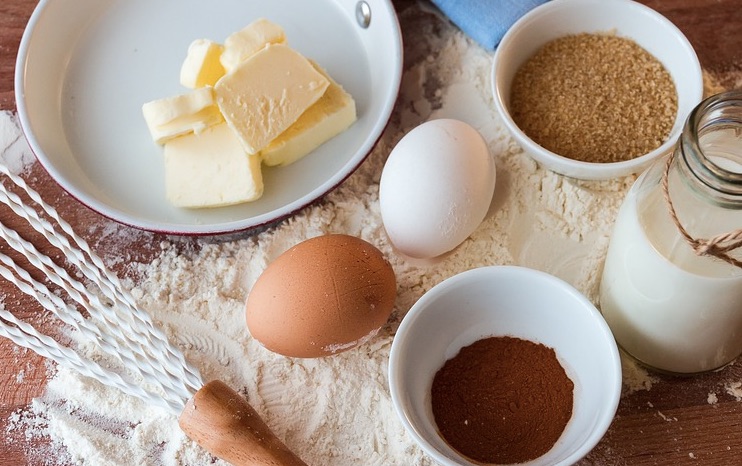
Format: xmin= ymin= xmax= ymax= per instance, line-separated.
xmin=246 ymin=234 xmax=397 ymax=358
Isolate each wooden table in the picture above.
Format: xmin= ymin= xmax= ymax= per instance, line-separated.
xmin=0 ymin=1 xmax=741 ymax=465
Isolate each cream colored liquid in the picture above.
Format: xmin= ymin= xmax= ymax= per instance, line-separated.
xmin=600 ymin=186 xmax=742 ymax=374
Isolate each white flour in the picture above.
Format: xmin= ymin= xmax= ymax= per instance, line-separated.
xmin=0 ymin=111 xmax=36 ymax=175
xmin=3 ymin=7 xmax=658 ymax=466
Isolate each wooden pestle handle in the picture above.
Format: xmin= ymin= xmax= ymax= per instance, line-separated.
xmin=178 ymin=380 xmax=308 ymax=466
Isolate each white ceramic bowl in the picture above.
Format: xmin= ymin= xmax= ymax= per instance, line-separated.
xmin=389 ymin=266 xmax=621 ymax=466
xmin=491 ymin=0 xmax=703 ymax=180
xmin=15 ymin=0 xmax=402 ymax=235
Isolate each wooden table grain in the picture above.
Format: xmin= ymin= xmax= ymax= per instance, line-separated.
xmin=1 ymin=1 xmax=741 ymax=465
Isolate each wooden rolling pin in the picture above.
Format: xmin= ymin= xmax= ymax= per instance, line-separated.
xmin=179 ymin=380 xmax=308 ymax=466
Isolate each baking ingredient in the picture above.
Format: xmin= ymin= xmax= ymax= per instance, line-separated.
xmin=261 ymin=61 xmax=357 ymax=167
xmin=164 ymin=123 xmax=263 ymax=208
xmin=601 ymin=90 xmax=742 ymax=374
xmin=143 ymin=20 xmax=355 ymax=209
xmin=246 ymin=234 xmax=396 ymax=358
xmin=600 ymin=168 xmax=742 ymax=374
xmin=510 ymin=33 xmax=677 ymax=163
xmin=142 ymin=87 xmax=223 ymax=144
xmin=0 ymin=111 xmax=35 ymax=174
xmin=180 ymin=39 xmax=225 ymax=88
xmin=220 ymin=18 xmax=286 ymax=73
xmin=379 ymin=118 xmax=496 ymax=259
xmin=431 ymin=336 xmax=574 ymax=464
xmin=4 ymin=12 xmax=639 ymax=466
xmin=215 ymin=44 xmax=330 ymax=154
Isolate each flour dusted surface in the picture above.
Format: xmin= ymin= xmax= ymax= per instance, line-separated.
xmin=4 ymin=6 xmax=638 ymax=466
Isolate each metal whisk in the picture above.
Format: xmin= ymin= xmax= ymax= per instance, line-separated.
xmin=0 ymin=163 xmax=307 ymax=466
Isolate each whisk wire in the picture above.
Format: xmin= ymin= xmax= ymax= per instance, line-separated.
xmin=0 ymin=165 xmax=203 ymax=413
xmin=0 ymin=305 xmax=184 ymax=414
xmin=0 ymin=215 xmax=198 ymax=403
xmin=0 ymin=165 xmax=201 ymax=395
xmin=0 ymin=233 xmax=190 ymax=412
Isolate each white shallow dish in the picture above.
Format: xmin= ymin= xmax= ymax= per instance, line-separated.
xmin=15 ymin=0 xmax=402 ymax=235
xmin=389 ymin=266 xmax=622 ymax=466
xmin=491 ymin=0 xmax=703 ymax=180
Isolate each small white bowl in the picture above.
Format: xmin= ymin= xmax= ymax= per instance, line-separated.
xmin=491 ymin=0 xmax=703 ymax=180
xmin=389 ymin=266 xmax=621 ymax=466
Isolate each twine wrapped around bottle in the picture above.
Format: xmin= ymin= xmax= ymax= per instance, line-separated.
xmin=662 ymin=153 xmax=742 ymax=269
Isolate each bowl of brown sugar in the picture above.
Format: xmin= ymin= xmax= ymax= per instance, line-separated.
xmin=388 ymin=266 xmax=621 ymax=466
xmin=491 ymin=0 xmax=704 ymax=180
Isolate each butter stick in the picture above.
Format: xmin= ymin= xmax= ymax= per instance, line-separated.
xmin=180 ymin=39 xmax=225 ymax=89
xmin=142 ymin=87 xmax=223 ymax=145
xmin=220 ymin=18 xmax=286 ymax=73
xmin=214 ymin=44 xmax=330 ymax=154
xmin=164 ymin=123 xmax=263 ymax=208
xmin=261 ymin=62 xmax=357 ymax=167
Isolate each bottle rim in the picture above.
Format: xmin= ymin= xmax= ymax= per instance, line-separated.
xmin=681 ymin=89 xmax=742 ymax=198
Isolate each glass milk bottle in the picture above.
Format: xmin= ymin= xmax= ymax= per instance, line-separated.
xmin=600 ymin=90 xmax=742 ymax=374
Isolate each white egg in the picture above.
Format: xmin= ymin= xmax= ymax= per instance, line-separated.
xmin=379 ymin=119 xmax=496 ymax=259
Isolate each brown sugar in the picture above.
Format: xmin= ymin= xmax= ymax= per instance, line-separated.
xmin=510 ymin=33 xmax=678 ymax=164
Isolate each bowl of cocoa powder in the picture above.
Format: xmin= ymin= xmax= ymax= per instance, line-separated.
xmin=388 ymin=266 xmax=621 ymax=466
xmin=491 ymin=0 xmax=703 ymax=180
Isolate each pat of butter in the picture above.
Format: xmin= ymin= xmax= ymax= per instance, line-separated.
xmin=220 ymin=18 xmax=286 ymax=73
xmin=215 ymin=44 xmax=330 ymax=154
xmin=142 ymin=87 xmax=223 ymax=145
xmin=262 ymin=62 xmax=357 ymax=167
xmin=180 ymin=39 xmax=225 ymax=89
xmin=164 ymin=123 xmax=263 ymax=208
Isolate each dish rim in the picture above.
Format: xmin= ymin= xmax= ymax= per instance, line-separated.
xmin=14 ymin=0 xmax=404 ymax=236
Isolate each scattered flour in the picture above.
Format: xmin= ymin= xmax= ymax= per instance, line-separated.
xmin=725 ymin=382 xmax=742 ymax=401
xmin=0 ymin=6 xmax=689 ymax=466
xmin=0 ymin=110 xmax=35 ymax=175
xmin=621 ymin=352 xmax=660 ymax=396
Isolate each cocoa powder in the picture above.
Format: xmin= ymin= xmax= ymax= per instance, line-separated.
xmin=431 ymin=336 xmax=574 ymax=464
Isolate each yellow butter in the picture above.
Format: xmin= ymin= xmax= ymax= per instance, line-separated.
xmin=220 ymin=18 xmax=286 ymax=73
xmin=142 ymin=87 xmax=223 ymax=145
xmin=215 ymin=44 xmax=330 ymax=154
xmin=180 ymin=39 xmax=225 ymax=89
xmin=164 ymin=123 xmax=263 ymax=208
xmin=262 ymin=62 xmax=357 ymax=167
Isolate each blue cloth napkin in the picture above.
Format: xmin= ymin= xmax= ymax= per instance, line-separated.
xmin=430 ymin=0 xmax=549 ymax=49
